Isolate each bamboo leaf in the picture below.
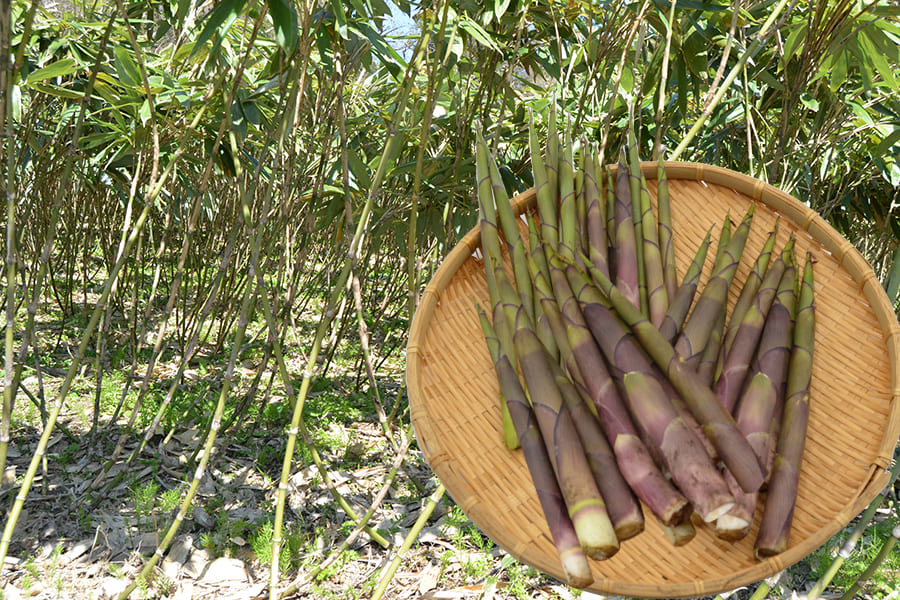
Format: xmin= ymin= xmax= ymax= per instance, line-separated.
xmin=860 ymin=29 xmax=898 ymax=89
xmin=331 ymin=0 xmax=349 ymax=40
xmin=883 ymin=245 xmax=900 ymax=303
xmin=139 ymin=99 xmax=152 ymax=125
xmin=26 ymin=82 xmax=84 ymax=100
xmin=266 ymin=0 xmax=298 ymax=52
xmin=349 ymin=21 xmax=407 ymax=78
xmin=782 ymin=23 xmax=807 ymax=63
xmin=24 ymin=58 xmax=76 ymax=83
xmin=114 ymin=46 xmax=142 ymax=88
xmin=459 ymin=15 xmax=500 ymax=52
xmin=192 ymin=0 xmax=248 ymax=58
xmin=494 ymin=0 xmax=513 ymax=22
xmin=875 ymin=128 xmax=900 ymax=158
xmin=830 ymin=49 xmax=848 ymax=92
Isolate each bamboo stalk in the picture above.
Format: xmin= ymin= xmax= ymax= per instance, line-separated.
xmin=669 ymin=0 xmax=794 ymax=160
xmin=369 ymin=483 xmax=447 ymax=600
xmin=121 ymin=238 xmax=261 ymax=600
xmin=279 ymin=423 xmax=417 ymax=599
xmin=836 ymin=524 xmax=900 ymax=600
xmin=0 ymin=92 xmax=212 ymax=569
xmin=0 ymin=15 xmax=116 ymax=482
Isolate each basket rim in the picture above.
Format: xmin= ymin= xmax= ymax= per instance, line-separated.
xmin=406 ymin=160 xmax=900 ymax=597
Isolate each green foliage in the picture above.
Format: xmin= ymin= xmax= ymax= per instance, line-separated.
xmin=158 ymin=488 xmax=181 ymax=513
xmin=130 ymin=480 xmax=159 ymax=531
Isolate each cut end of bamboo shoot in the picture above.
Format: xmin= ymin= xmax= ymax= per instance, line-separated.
xmin=715 ymin=513 xmax=752 ymax=541
xmin=661 ymin=520 xmax=696 ymax=547
xmin=613 ymin=513 xmax=645 ymax=542
xmin=568 ymin=493 xmax=620 ymax=559
xmin=558 ymin=547 xmax=594 ymax=589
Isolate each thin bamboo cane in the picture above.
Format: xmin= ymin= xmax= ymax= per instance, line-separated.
xmin=267 ymin=12 xmax=438 ymax=598
xmin=837 ymin=523 xmax=900 ymax=600
xmin=90 ymin=158 xmax=141 ymax=445
xmin=87 ymin=232 xmax=237 ymax=497
xmin=88 ymin=63 xmax=240 ymax=492
xmin=118 ymin=241 xmax=259 ymax=600
xmin=806 ymin=456 xmax=900 ymax=600
xmin=105 ymin=201 xmax=175 ymax=429
xmin=369 ymin=483 xmax=447 ymax=600
xmin=669 ymin=0 xmax=793 ymax=160
xmin=0 ymin=119 xmax=197 ymax=569
xmin=401 ymin=0 xmax=453 ymax=428
xmin=652 ymin=0 xmax=677 ymax=159
xmin=336 ymin=51 xmax=392 ymax=446
xmin=0 ymin=14 xmax=115 ymax=482
xmin=0 ymin=0 xmax=14 ymax=494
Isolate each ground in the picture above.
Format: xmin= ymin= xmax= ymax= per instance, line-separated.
xmin=0 ymin=359 xmax=588 ymax=600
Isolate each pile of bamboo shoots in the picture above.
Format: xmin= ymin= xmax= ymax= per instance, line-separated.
xmin=474 ymin=113 xmax=816 ymax=589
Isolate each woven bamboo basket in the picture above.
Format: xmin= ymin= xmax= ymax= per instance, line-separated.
xmin=406 ymin=161 xmax=900 ymax=598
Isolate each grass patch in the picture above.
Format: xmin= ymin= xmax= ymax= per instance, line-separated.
xmin=807 ymin=518 xmax=900 ymax=598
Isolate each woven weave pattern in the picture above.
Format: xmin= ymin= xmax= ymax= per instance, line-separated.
xmin=407 ymin=162 xmax=900 ymax=598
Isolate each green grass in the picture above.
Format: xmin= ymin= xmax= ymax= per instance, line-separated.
xmin=130 ymin=480 xmax=159 ymax=531
xmin=807 ymin=518 xmax=900 ymax=598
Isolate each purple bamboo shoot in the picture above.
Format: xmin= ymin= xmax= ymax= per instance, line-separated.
xmin=657 ymin=153 xmax=677 ymax=300
xmin=614 ymin=150 xmax=640 ymax=309
xmin=546 ymin=258 xmax=690 ymax=526
xmin=568 ymin=254 xmax=766 ymax=493
xmin=563 ymin=261 xmax=736 ymax=522
xmin=497 ymin=270 xmax=619 ymax=559
xmin=658 ymin=227 xmax=712 ymax=343
xmin=755 ymin=253 xmax=815 ymax=558
xmin=477 ymin=307 xmax=594 ymax=586
xmin=714 ymin=237 xmax=792 ymax=414
xmin=674 ymin=207 xmax=753 ymax=367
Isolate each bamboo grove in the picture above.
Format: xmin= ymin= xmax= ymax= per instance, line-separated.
xmin=0 ymin=0 xmax=898 ymax=598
